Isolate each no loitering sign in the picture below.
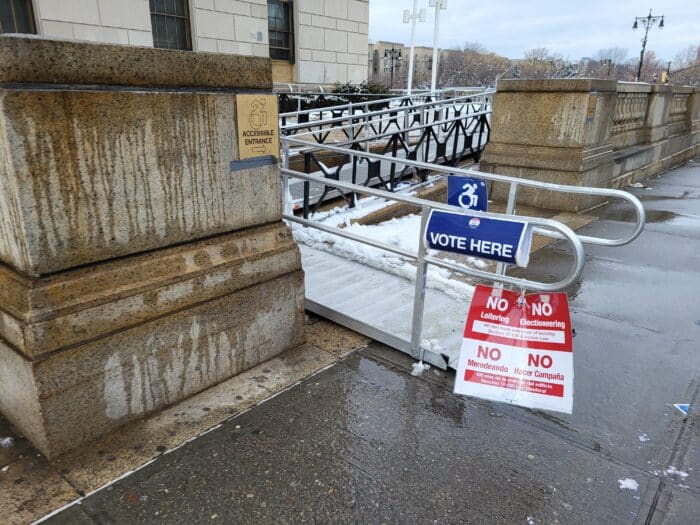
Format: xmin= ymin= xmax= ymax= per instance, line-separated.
xmin=455 ymin=284 xmax=574 ymax=414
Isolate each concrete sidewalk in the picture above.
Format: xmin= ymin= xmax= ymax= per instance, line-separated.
xmin=10 ymin=160 xmax=700 ymax=524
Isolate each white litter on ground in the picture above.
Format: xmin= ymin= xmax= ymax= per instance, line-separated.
xmin=664 ymin=466 xmax=689 ymax=478
xmin=423 ymin=339 xmax=445 ymax=354
xmin=638 ymin=434 xmax=650 ymax=442
xmin=629 ymin=182 xmax=645 ymax=188
xmin=411 ymin=361 xmax=431 ymax=377
xmin=618 ymin=478 xmax=639 ymax=491
xmin=526 ymin=517 xmax=535 ymax=524
xmin=0 ymin=436 xmax=14 ymax=448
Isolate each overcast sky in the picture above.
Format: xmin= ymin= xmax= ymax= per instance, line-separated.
xmin=369 ymin=1 xmax=700 ymax=61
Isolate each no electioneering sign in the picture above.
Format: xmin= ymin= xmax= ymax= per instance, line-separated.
xmin=454 ymin=285 xmax=574 ymax=414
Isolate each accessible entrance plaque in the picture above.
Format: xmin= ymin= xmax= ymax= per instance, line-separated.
xmin=454 ymin=285 xmax=574 ymax=414
xmin=235 ymin=94 xmax=279 ymax=160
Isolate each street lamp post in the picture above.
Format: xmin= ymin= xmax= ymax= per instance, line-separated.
xmin=632 ymin=9 xmax=664 ymax=82
xmin=403 ymin=1 xmax=427 ymax=96
xmin=384 ymin=46 xmax=402 ymax=88
xmin=429 ymin=0 xmax=447 ymax=93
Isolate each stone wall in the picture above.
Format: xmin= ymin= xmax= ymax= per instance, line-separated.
xmin=28 ymin=0 xmax=370 ymax=86
xmin=192 ymin=0 xmax=269 ymax=56
xmin=35 ymin=0 xmax=154 ymax=46
xmin=0 ymin=36 xmax=305 ymax=458
xmin=480 ymin=79 xmax=700 ymax=211
xmin=295 ymin=0 xmax=369 ymax=84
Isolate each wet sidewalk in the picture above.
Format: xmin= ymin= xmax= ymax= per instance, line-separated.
xmin=42 ymin=161 xmax=700 ymax=523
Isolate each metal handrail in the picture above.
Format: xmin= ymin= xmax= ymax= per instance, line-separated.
xmin=279 ymin=88 xmax=492 ymax=119
xmin=281 ymin=167 xmax=589 ymax=363
xmin=279 ymin=92 xmax=429 ymax=119
xmin=286 ymin=107 xmax=490 ymax=147
xmin=281 ymin=137 xmax=646 ymax=247
xmin=282 ymin=168 xmax=585 ymax=292
xmin=281 ymin=92 xmax=492 ymax=131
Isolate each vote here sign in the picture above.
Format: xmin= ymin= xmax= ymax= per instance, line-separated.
xmin=454 ymin=284 xmax=574 ymax=414
xmin=424 ymin=209 xmax=532 ymax=267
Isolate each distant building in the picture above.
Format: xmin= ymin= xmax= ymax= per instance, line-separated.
xmin=368 ymin=41 xmax=447 ymax=88
xmin=368 ymin=40 xmax=405 ymax=81
xmin=0 ymin=0 xmax=370 ymax=85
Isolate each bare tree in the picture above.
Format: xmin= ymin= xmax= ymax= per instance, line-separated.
xmin=669 ymin=45 xmax=700 ymax=86
xmin=519 ymin=48 xmax=573 ymax=79
xmin=432 ymin=43 xmax=512 ymax=87
xmin=638 ymin=49 xmax=664 ymax=83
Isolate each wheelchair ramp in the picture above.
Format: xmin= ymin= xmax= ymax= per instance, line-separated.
xmin=301 ymin=245 xmax=469 ymax=369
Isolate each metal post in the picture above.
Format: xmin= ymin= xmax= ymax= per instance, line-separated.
xmin=405 ymin=0 xmax=420 ymax=96
xmin=494 ymin=182 xmax=519 ymax=280
xmin=409 ymin=208 xmax=430 ymax=359
xmin=303 ymin=152 xmax=311 ymax=220
xmin=429 ymin=0 xmax=447 ymax=93
xmin=633 ymin=9 xmax=664 ymax=82
xmin=281 ymin=140 xmax=291 ymax=215
xmin=636 ymin=21 xmax=650 ymax=82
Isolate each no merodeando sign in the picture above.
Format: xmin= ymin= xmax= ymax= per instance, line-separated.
xmin=454 ymin=285 xmax=574 ymax=414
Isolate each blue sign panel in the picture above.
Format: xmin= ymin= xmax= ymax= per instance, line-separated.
xmin=424 ymin=210 xmax=532 ymax=267
xmin=674 ymin=403 xmax=690 ymax=416
xmin=447 ymin=175 xmax=488 ymax=211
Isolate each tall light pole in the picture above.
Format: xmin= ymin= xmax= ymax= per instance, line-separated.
xmin=632 ymin=9 xmax=664 ymax=82
xmin=384 ymin=46 xmax=402 ymax=88
xmin=429 ymin=0 xmax=447 ymax=93
xmin=403 ymin=1 xmax=426 ymax=96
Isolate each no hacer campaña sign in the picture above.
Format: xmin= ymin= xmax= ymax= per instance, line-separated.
xmin=454 ymin=284 xmax=574 ymax=414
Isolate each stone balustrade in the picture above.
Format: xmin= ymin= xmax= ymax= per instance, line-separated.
xmin=480 ymin=79 xmax=699 ymax=211
xmin=612 ymin=90 xmax=648 ymax=135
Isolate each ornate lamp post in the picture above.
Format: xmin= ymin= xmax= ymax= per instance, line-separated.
xmin=384 ymin=46 xmax=403 ymax=88
xmin=633 ymin=9 xmax=664 ymax=82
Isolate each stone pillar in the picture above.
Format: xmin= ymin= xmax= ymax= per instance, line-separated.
xmin=480 ymin=79 xmax=618 ymax=212
xmin=0 ymin=37 xmax=305 ymax=458
xmin=644 ymin=85 xmax=674 ymax=143
xmin=686 ymin=87 xmax=700 ymax=143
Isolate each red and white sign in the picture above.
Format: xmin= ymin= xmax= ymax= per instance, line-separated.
xmin=454 ymin=284 xmax=574 ymax=413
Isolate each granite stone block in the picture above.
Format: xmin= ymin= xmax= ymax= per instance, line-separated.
xmin=0 ymin=271 xmax=305 ymax=459
xmin=0 ymin=88 xmax=281 ymax=275
xmin=0 ymin=35 xmax=271 ymax=89
xmin=0 ymin=223 xmax=300 ymax=358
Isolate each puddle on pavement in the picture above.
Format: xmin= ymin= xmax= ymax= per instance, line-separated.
xmin=603 ymin=208 xmax=700 ymax=226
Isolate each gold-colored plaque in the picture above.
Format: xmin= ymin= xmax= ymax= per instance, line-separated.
xmin=235 ymin=94 xmax=279 ymax=160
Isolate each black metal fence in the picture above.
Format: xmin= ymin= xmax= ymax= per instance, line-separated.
xmin=281 ymin=94 xmax=492 ymax=217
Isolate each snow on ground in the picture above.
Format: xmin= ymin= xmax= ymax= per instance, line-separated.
xmin=663 ymin=466 xmax=689 ymax=479
xmin=410 ymin=361 xmax=431 ymax=377
xmin=291 ymin=195 xmax=477 ymax=302
xmin=617 ymin=478 xmax=639 ymax=491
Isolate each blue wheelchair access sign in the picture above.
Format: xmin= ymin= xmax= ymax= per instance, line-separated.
xmin=447 ymin=175 xmax=488 ymax=211
xmin=424 ymin=209 xmax=532 ymax=267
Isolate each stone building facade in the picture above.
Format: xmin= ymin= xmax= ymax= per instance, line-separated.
xmin=0 ymin=0 xmax=369 ymax=85
xmin=368 ymin=40 xmax=440 ymax=88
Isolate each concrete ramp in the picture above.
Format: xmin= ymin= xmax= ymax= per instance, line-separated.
xmin=301 ymin=245 xmax=469 ymax=369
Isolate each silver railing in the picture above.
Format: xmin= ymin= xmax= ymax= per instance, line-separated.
xmin=280 ymin=90 xmax=494 ymax=133
xmin=281 ymin=139 xmax=646 ymax=365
